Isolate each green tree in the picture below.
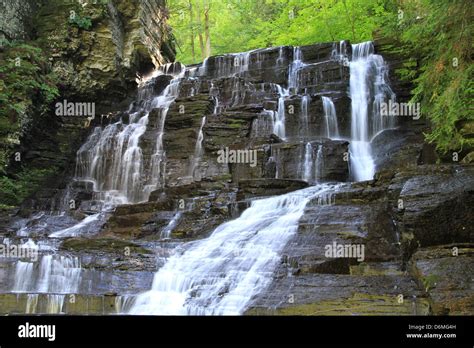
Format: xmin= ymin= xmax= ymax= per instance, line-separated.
xmin=381 ymin=0 xmax=473 ymax=155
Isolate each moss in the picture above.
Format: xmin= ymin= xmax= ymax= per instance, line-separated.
xmin=247 ymin=293 xmax=431 ymax=316
xmin=61 ymin=237 xmax=152 ymax=255
xmin=0 ymin=40 xmax=59 ymax=170
xmin=227 ymin=120 xmax=246 ymax=129
xmin=350 ymin=263 xmax=404 ymax=276
xmin=421 ymin=274 xmax=440 ymax=292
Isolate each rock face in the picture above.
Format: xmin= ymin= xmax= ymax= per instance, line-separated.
xmin=1 ymin=35 xmax=473 ymax=316
xmin=2 ymin=0 xmax=175 ymax=211
xmin=246 ymin=165 xmax=474 ymax=315
xmin=0 ymin=0 xmax=37 ymax=40
xmin=34 ymin=0 xmax=175 ymax=113
xmin=409 ymin=246 xmax=474 ymax=315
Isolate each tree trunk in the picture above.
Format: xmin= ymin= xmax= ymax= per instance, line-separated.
xmin=188 ymin=0 xmax=196 ymax=63
xmin=204 ymin=0 xmax=211 ymax=57
xmin=195 ymin=0 xmax=205 ymax=60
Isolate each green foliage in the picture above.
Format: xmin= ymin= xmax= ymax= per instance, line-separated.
xmin=0 ymin=40 xmax=59 ymax=170
xmin=381 ymin=0 xmax=473 ymax=154
xmin=0 ymin=167 xmax=58 ymax=207
xmin=422 ymin=273 xmax=439 ymax=292
xmin=69 ymin=13 xmax=93 ymax=30
xmin=170 ymin=0 xmax=472 ymax=156
xmin=169 ymin=0 xmax=391 ymax=65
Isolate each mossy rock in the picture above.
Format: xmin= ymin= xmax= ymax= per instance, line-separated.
xmin=60 ymin=237 xmax=151 ymax=255
xmin=247 ymin=293 xmax=431 ymax=316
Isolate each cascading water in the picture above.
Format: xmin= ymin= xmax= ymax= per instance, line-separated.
xmin=12 ymin=254 xmax=81 ymax=293
xmin=143 ymin=77 xmax=184 ymax=196
xmin=322 ymin=96 xmax=339 ymax=139
xmin=5 ymin=40 xmax=399 ymax=316
xmin=301 ymin=95 xmax=310 ymax=138
xmin=288 ymin=47 xmax=305 ymax=92
xmin=302 ymin=142 xmax=313 ymax=182
xmin=12 ymin=253 xmax=82 ymax=314
xmin=5 ymin=64 xmax=190 ymax=315
xmin=76 ymin=68 xmax=185 ymax=205
xmin=189 ymin=116 xmax=206 ymax=179
xmin=49 ymin=213 xmax=101 ymax=238
xmin=314 ymin=144 xmax=324 ymax=182
xmin=128 ymin=184 xmax=339 ymax=315
xmin=331 ymin=40 xmax=349 ymax=66
xmin=349 ymin=41 xmax=395 ymax=181
xmin=273 ymin=87 xmax=287 ymax=139
xmin=160 ymin=212 xmax=182 ymax=240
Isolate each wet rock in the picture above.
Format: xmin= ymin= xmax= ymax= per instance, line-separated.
xmin=270 ymin=139 xmax=349 ymax=182
xmin=409 ymin=245 xmax=474 ymax=315
xmin=237 ymin=179 xmax=308 ymax=201
xmin=61 ymin=237 xmax=151 ymax=255
xmin=398 ymin=166 xmax=474 ymax=248
xmin=150 ymin=74 xmax=173 ymax=95
xmin=101 ymin=201 xmax=173 ymax=238
xmin=247 ymin=273 xmax=429 ymax=315
xmin=372 ymin=127 xmax=425 ymax=174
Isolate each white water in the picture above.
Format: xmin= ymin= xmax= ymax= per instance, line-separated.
xmin=349 ymin=41 xmax=394 ymax=181
xmin=49 ymin=213 xmax=101 ymax=238
xmin=322 ymin=96 xmax=339 ymax=139
xmin=314 ymin=144 xmax=324 ymax=182
xmin=302 ymin=142 xmax=313 ymax=182
xmin=12 ymin=255 xmax=81 ymax=293
xmin=301 ymin=95 xmax=310 ymax=137
xmin=331 ymin=40 xmax=349 ymax=66
xmin=25 ymin=294 xmax=69 ymax=314
xmin=160 ymin=211 xmax=182 ymax=240
xmin=8 ymin=41 xmax=398 ymax=316
xmin=273 ymin=85 xmax=288 ymax=139
xmin=129 ymin=184 xmax=338 ymax=315
xmin=189 ymin=116 xmax=206 ymax=179
xmin=76 ymin=69 xmax=185 ymax=204
xmin=143 ymin=76 xmax=184 ymax=196
xmin=288 ymin=47 xmax=305 ymax=92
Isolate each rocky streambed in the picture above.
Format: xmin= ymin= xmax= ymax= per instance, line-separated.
xmin=0 ymin=39 xmax=472 ymax=315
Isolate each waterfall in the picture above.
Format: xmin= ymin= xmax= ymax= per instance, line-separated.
xmin=314 ymin=144 xmax=324 ymax=182
xmin=76 ymin=70 xmax=185 ymax=204
xmin=49 ymin=213 xmax=102 ymax=237
xmin=128 ymin=184 xmax=340 ymax=315
xmin=322 ymin=96 xmax=339 ymax=139
xmin=273 ymin=85 xmax=288 ymax=139
xmin=160 ymin=211 xmax=182 ymax=239
xmin=349 ymin=41 xmax=395 ymax=181
xmin=210 ymin=81 xmax=220 ymax=114
xmin=277 ymin=46 xmax=284 ymax=65
xmin=331 ymin=40 xmax=349 ymax=66
xmin=189 ymin=116 xmax=206 ymax=179
xmin=75 ymin=113 xmax=149 ymax=204
xmin=12 ymin=255 xmax=81 ymax=294
xmin=302 ymin=142 xmax=313 ymax=182
xmin=288 ymin=46 xmax=305 ymax=92
xmin=5 ymin=40 xmax=401 ymax=316
xmin=301 ymin=95 xmax=310 ymax=138
xmin=213 ymin=51 xmax=252 ymax=78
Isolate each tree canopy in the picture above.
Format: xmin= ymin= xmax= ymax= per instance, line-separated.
xmin=168 ymin=0 xmax=473 ymax=155
xmin=168 ymin=0 xmax=391 ymax=65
